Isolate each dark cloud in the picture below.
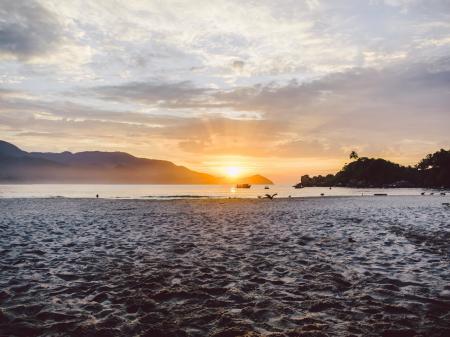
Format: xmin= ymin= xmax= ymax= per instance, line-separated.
xmin=65 ymin=57 xmax=450 ymax=158
xmin=214 ymin=59 xmax=450 ymax=119
xmin=206 ymin=58 xmax=450 ymax=148
xmin=0 ymin=0 xmax=61 ymax=60
xmin=90 ymin=81 xmax=210 ymax=107
xmin=84 ymin=58 xmax=450 ymax=132
xmin=84 ymin=57 xmax=450 ymax=130
xmin=2 ymin=57 xmax=449 ymax=160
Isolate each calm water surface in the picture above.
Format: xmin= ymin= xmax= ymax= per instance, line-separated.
xmin=0 ymin=184 xmax=442 ymax=199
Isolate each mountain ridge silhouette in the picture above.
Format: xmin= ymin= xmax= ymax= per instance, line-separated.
xmin=0 ymin=140 xmax=273 ymax=184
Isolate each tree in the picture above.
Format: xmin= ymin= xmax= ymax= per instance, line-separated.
xmin=293 ymin=148 xmax=449 ymax=188
xmin=349 ymin=151 xmax=359 ymax=160
xmin=416 ymin=149 xmax=450 ymax=187
xmin=417 ymin=149 xmax=450 ymax=170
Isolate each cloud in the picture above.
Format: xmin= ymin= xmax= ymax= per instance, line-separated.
xmin=88 ymin=58 xmax=449 ymax=131
xmin=89 ymin=81 xmax=210 ymax=107
xmin=178 ymin=138 xmax=344 ymax=159
xmin=212 ymin=58 xmax=450 ymax=127
xmin=0 ymin=0 xmax=61 ymax=60
xmin=63 ymin=56 xmax=449 ymax=160
xmin=0 ymin=0 xmax=449 ymax=175
xmin=274 ymin=139 xmax=342 ymax=158
xmin=0 ymin=87 xmax=288 ymax=154
xmin=11 ymin=0 xmax=447 ymax=82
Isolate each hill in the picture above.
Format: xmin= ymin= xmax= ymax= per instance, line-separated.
xmin=0 ymin=140 xmax=273 ymax=184
xmin=295 ymin=149 xmax=450 ymax=188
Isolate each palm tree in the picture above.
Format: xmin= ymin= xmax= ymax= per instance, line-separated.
xmin=349 ymin=151 xmax=359 ymax=160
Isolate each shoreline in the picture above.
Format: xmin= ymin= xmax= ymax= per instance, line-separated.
xmin=1 ymin=185 xmax=446 ymax=200
xmin=0 ymin=194 xmax=448 ymax=201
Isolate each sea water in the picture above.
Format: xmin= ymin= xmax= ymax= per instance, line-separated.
xmin=0 ymin=184 xmax=442 ymax=199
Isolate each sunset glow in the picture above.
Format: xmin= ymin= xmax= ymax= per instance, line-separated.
xmin=1 ymin=2 xmax=449 ymax=336
xmin=225 ymin=166 xmax=241 ymax=178
xmin=0 ymin=1 xmax=448 ymax=182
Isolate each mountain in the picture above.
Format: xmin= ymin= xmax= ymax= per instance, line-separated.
xmin=0 ymin=140 xmax=27 ymax=157
xmin=0 ymin=140 xmax=273 ymax=184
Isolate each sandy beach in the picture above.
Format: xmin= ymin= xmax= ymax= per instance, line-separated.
xmin=0 ymin=196 xmax=449 ymax=337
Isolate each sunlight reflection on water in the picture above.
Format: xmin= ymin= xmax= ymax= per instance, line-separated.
xmin=0 ymin=184 xmax=443 ymax=199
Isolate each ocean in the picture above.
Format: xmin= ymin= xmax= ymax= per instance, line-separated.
xmin=0 ymin=184 xmax=441 ymax=199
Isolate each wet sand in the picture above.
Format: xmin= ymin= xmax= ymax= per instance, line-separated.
xmin=0 ymin=197 xmax=449 ymax=337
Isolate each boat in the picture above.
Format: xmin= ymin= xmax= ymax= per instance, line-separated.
xmin=264 ymin=186 xmax=270 ymax=189
xmin=236 ymin=184 xmax=251 ymax=188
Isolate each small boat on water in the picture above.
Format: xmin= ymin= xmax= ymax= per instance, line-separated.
xmin=236 ymin=183 xmax=251 ymax=188
xmin=264 ymin=186 xmax=270 ymax=189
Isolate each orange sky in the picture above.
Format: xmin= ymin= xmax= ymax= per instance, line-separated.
xmin=0 ymin=1 xmax=449 ymax=183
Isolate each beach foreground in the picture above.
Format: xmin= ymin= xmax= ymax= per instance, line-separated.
xmin=0 ymin=197 xmax=449 ymax=337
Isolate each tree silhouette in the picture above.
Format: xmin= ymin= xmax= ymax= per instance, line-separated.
xmin=349 ymin=151 xmax=359 ymax=160
xmin=296 ymin=148 xmax=450 ymax=188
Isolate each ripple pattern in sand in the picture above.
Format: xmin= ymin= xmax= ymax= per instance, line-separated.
xmin=0 ymin=197 xmax=449 ymax=336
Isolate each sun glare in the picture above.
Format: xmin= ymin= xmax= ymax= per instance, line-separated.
xmin=225 ymin=166 xmax=241 ymax=178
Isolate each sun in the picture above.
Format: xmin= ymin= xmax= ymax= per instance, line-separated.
xmin=225 ymin=166 xmax=241 ymax=178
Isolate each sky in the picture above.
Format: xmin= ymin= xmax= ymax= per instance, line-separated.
xmin=0 ymin=0 xmax=449 ymax=182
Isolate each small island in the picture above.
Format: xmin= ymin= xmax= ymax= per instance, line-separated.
xmin=294 ymin=149 xmax=450 ymax=189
